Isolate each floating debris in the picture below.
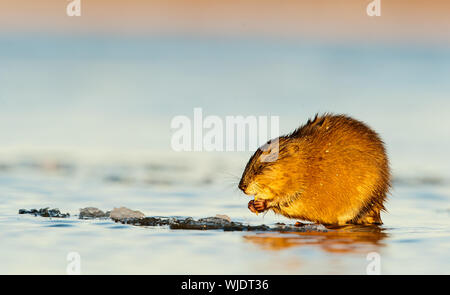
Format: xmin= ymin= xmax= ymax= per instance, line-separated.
xmin=79 ymin=207 xmax=110 ymax=219
xmin=110 ymin=207 xmax=145 ymax=221
xmin=17 ymin=206 xmax=328 ymax=232
xmin=116 ymin=215 xmax=328 ymax=232
xmin=18 ymin=208 xmax=70 ymax=218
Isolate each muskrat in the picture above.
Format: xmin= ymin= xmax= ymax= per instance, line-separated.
xmin=238 ymin=114 xmax=390 ymax=225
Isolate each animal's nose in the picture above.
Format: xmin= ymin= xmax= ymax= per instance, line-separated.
xmin=238 ymin=181 xmax=247 ymax=192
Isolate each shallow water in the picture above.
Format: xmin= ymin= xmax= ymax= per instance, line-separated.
xmin=0 ymin=155 xmax=449 ymax=275
xmin=1 ymin=35 xmax=449 ymax=274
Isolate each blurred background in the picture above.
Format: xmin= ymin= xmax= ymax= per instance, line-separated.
xmin=0 ymin=0 xmax=449 ymax=177
xmin=0 ymin=0 xmax=449 ymax=274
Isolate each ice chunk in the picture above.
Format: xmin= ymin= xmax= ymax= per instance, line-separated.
xmin=214 ymin=214 xmax=231 ymax=223
xmin=79 ymin=207 xmax=109 ymax=219
xmin=110 ymin=207 xmax=145 ymax=221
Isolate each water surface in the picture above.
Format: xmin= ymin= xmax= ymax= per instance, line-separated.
xmin=0 ymin=155 xmax=448 ymax=274
xmin=0 ymin=36 xmax=449 ymax=274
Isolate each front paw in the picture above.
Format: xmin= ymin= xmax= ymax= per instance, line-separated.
xmin=248 ymin=199 xmax=267 ymax=213
xmin=254 ymin=199 xmax=268 ymax=212
xmin=248 ymin=200 xmax=258 ymax=213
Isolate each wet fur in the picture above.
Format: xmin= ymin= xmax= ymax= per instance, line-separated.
xmin=239 ymin=114 xmax=391 ymax=225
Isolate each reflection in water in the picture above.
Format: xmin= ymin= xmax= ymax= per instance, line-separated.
xmin=244 ymin=224 xmax=388 ymax=254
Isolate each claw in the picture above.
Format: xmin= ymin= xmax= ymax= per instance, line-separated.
xmin=248 ymin=200 xmax=258 ymax=213
xmin=253 ymin=199 xmax=267 ymax=212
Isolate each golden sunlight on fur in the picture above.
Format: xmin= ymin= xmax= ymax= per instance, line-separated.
xmin=239 ymin=114 xmax=390 ymax=225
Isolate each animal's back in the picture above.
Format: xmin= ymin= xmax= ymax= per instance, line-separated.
xmin=276 ymin=114 xmax=390 ymax=224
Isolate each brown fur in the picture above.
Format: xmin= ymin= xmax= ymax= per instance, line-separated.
xmin=239 ymin=113 xmax=390 ymax=225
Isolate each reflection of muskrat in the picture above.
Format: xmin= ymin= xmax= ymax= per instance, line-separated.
xmin=239 ymin=114 xmax=390 ymax=225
